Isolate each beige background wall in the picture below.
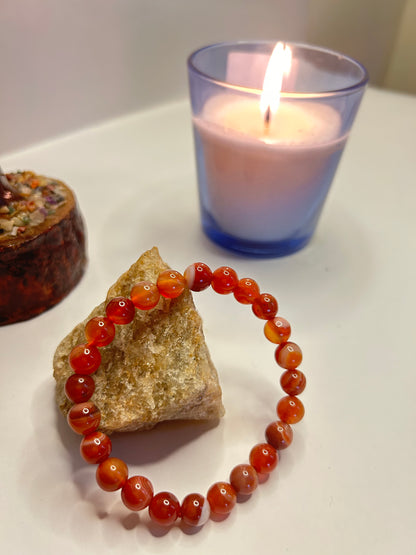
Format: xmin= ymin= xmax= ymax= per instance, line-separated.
xmin=0 ymin=0 xmax=414 ymax=155
xmin=383 ymin=0 xmax=416 ymax=94
xmin=307 ymin=0 xmax=416 ymax=95
xmin=306 ymin=0 xmax=408 ymax=88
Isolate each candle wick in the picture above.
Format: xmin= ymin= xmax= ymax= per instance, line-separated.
xmin=264 ymin=106 xmax=271 ymax=131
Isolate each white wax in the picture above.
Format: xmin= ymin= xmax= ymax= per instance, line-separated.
xmin=194 ymin=95 xmax=346 ymax=242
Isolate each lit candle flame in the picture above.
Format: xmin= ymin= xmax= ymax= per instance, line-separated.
xmin=260 ymin=42 xmax=292 ymax=126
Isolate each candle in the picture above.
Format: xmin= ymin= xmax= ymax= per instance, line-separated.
xmin=188 ymin=41 xmax=368 ymax=256
xmin=193 ymin=94 xmax=345 ymax=242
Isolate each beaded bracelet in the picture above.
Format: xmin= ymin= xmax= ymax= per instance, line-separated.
xmin=64 ymin=263 xmax=306 ymax=528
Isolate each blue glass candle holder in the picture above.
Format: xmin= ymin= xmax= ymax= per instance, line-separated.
xmin=188 ymin=41 xmax=368 ymax=257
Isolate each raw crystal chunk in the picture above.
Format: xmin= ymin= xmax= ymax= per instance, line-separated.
xmin=53 ymin=247 xmax=224 ymax=433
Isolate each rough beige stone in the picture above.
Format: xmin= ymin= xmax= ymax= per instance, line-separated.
xmin=53 ymin=247 xmax=224 ymax=433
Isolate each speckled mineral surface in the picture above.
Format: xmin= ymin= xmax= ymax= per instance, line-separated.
xmin=53 ymin=247 xmax=224 ymax=433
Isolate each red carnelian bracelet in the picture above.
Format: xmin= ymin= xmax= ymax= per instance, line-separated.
xmin=65 ymin=263 xmax=306 ymax=528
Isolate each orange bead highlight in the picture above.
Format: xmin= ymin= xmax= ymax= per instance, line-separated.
xmin=131 ymin=281 xmax=160 ymax=310
xmin=184 ymin=262 xmax=213 ymax=291
xmin=265 ymin=420 xmax=293 ymax=450
xmin=67 ymin=402 xmax=101 ymax=435
xmin=280 ymin=369 xmax=306 ymax=396
xmin=233 ymin=278 xmax=260 ymax=304
xmin=157 ymin=270 xmax=186 ymax=299
xmin=207 ymin=482 xmax=237 ymax=515
xmin=229 ymin=464 xmax=258 ymax=495
xmin=148 ymin=491 xmax=181 ymax=526
xmin=249 ymin=443 xmax=278 ymax=474
xmin=85 ymin=317 xmax=115 ymax=347
xmin=122 ymin=475 xmax=154 ymax=511
xmin=96 ymin=457 xmax=128 ymax=491
xmin=105 ymin=297 xmax=135 ymax=325
xmin=252 ymin=293 xmax=278 ymax=319
xmin=277 ymin=395 xmax=305 ymax=424
xmin=69 ymin=343 xmax=101 ymax=375
xmin=65 ymin=374 xmax=95 ymax=403
xmin=275 ymin=341 xmax=303 ymax=369
xmin=211 ymin=266 xmax=238 ymax=294
xmin=264 ymin=316 xmax=291 ymax=344
xmin=80 ymin=431 xmax=112 ymax=464
xmin=181 ymin=493 xmax=211 ymax=527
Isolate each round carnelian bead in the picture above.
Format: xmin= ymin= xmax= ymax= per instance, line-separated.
xmin=130 ymin=281 xmax=160 ymax=310
xmin=211 ymin=266 xmax=238 ymax=294
xmin=184 ymin=262 xmax=213 ymax=292
xmin=249 ymin=443 xmax=278 ymax=474
xmin=264 ymin=317 xmax=291 ymax=344
xmin=121 ymin=475 xmax=154 ymax=511
xmin=275 ymin=341 xmax=303 ymax=369
xmin=157 ymin=270 xmax=186 ymax=299
xmin=229 ymin=464 xmax=258 ymax=495
xmin=148 ymin=491 xmax=181 ymax=526
xmin=69 ymin=343 xmax=101 ymax=375
xmin=80 ymin=431 xmax=112 ymax=463
xmin=105 ymin=297 xmax=135 ymax=325
xmin=280 ymin=369 xmax=306 ymax=396
xmin=206 ymin=482 xmax=237 ymax=515
xmin=277 ymin=395 xmax=305 ymax=424
xmin=181 ymin=493 xmax=211 ymax=527
xmin=252 ymin=293 xmax=278 ymax=319
xmin=85 ymin=316 xmax=115 ymax=347
xmin=233 ymin=278 xmax=260 ymax=304
xmin=65 ymin=374 xmax=95 ymax=403
xmin=96 ymin=457 xmax=128 ymax=491
xmin=265 ymin=420 xmax=293 ymax=450
xmin=67 ymin=402 xmax=101 ymax=435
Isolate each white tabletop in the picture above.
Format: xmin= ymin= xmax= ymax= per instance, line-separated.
xmin=1 ymin=86 xmax=415 ymax=555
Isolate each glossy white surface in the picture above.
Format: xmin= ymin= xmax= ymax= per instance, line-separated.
xmin=1 ymin=87 xmax=415 ymax=554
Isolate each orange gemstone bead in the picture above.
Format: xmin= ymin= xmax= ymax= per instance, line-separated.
xmin=148 ymin=491 xmax=181 ymax=526
xmin=233 ymin=278 xmax=260 ymax=304
xmin=249 ymin=443 xmax=278 ymax=474
xmin=96 ymin=457 xmax=128 ymax=491
xmin=211 ymin=266 xmax=238 ymax=294
xmin=280 ymin=369 xmax=306 ymax=396
xmin=275 ymin=341 xmax=303 ymax=369
xmin=157 ymin=270 xmax=186 ymax=299
xmin=264 ymin=316 xmax=291 ymax=344
xmin=80 ymin=431 xmax=112 ymax=464
xmin=207 ymin=482 xmax=237 ymax=515
xmin=181 ymin=493 xmax=211 ymax=527
xmin=252 ymin=293 xmax=278 ymax=319
xmin=265 ymin=420 xmax=293 ymax=450
xmin=131 ymin=281 xmax=160 ymax=310
xmin=69 ymin=343 xmax=101 ymax=375
xmin=65 ymin=374 xmax=95 ymax=403
xmin=184 ymin=262 xmax=213 ymax=291
xmin=105 ymin=296 xmax=135 ymax=325
xmin=122 ymin=475 xmax=154 ymax=511
xmin=85 ymin=317 xmax=115 ymax=347
xmin=229 ymin=464 xmax=258 ymax=495
xmin=67 ymin=401 xmax=101 ymax=435
xmin=277 ymin=395 xmax=305 ymax=424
